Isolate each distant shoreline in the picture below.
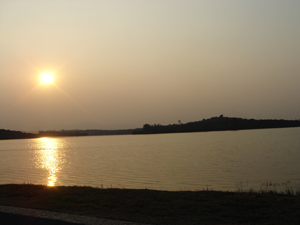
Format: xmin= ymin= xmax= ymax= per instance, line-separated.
xmin=133 ymin=116 xmax=300 ymax=134
xmin=1 ymin=116 xmax=300 ymax=140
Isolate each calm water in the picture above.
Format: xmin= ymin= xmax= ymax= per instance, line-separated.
xmin=1 ymin=127 xmax=300 ymax=191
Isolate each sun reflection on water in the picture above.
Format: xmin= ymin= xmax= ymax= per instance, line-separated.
xmin=34 ymin=138 xmax=65 ymax=186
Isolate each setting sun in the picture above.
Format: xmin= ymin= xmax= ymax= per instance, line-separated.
xmin=40 ymin=72 xmax=54 ymax=84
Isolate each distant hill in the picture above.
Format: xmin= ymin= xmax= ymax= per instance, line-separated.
xmin=2 ymin=116 xmax=300 ymax=140
xmin=133 ymin=115 xmax=300 ymax=134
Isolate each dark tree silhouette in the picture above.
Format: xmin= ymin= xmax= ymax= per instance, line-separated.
xmin=133 ymin=116 xmax=300 ymax=135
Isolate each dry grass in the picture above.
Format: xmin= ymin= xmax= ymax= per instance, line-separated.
xmin=1 ymin=184 xmax=300 ymax=225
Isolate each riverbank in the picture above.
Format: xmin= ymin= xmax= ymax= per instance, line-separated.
xmin=2 ymin=116 xmax=300 ymax=140
xmin=1 ymin=184 xmax=300 ymax=225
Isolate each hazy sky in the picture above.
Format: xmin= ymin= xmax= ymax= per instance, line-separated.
xmin=1 ymin=0 xmax=300 ymax=131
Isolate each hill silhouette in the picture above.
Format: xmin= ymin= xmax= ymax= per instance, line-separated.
xmin=133 ymin=115 xmax=300 ymax=134
xmin=1 ymin=116 xmax=300 ymax=139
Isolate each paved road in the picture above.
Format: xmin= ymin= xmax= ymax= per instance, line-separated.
xmin=0 ymin=211 xmax=84 ymax=225
xmin=0 ymin=205 xmax=148 ymax=225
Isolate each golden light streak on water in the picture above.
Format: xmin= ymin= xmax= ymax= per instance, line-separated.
xmin=34 ymin=138 xmax=65 ymax=186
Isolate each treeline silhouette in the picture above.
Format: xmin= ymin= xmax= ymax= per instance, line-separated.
xmin=37 ymin=130 xmax=89 ymax=137
xmin=1 ymin=116 xmax=300 ymax=139
xmin=0 ymin=129 xmax=37 ymax=140
xmin=0 ymin=129 xmax=134 ymax=140
xmin=37 ymin=129 xmax=133 ymax=137
xmin=133 ymin=115 xmax=300 ymax=134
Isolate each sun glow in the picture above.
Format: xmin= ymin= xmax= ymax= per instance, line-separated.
xmin=40 ymin=72 xmax=54 ymax=84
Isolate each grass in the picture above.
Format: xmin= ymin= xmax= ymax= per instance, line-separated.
xmin=1 ymin=184 xmax=300 ymax=225
xmin=235 ymin=181 xmax=300 ymax=196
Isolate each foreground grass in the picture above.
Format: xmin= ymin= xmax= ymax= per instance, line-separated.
xmin=1 ymin=184 xmax=300 ymax=225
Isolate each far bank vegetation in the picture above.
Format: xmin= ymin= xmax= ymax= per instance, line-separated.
xmin=1 ymin=115 xmax=300 ymax=139
xmin=133 ymin=115 xmax=300 ymax=134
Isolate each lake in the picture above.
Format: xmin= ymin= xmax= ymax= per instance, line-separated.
xmin=1 ymin=127 xmax=300 ymax=191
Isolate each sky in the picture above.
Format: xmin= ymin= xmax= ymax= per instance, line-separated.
xmin=1 ymin=0 xmax=300 ymax=131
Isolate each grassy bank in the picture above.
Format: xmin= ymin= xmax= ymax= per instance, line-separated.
xmin=1 ymin=184 xmax=300 ymax=225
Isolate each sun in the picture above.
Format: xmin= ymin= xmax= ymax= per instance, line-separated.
xmin=40 ymin=72 xmax=54 ymax=84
